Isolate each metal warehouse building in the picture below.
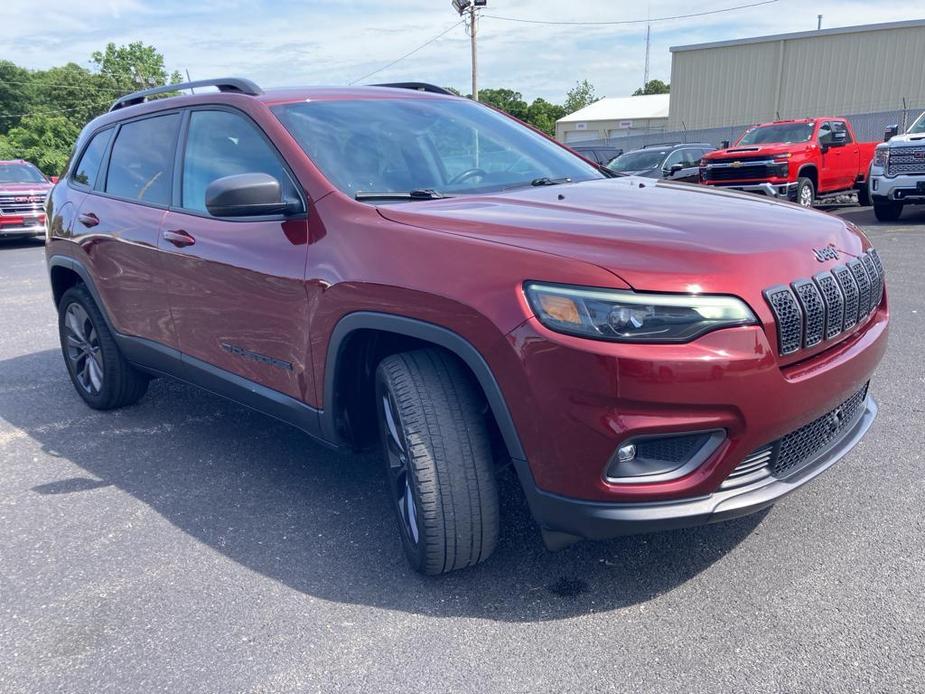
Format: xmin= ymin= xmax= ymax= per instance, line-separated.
xmin=555 ymin=94 xmax=670 ymax=143
xmin=668 ymin=19 xmax=925 ymax=131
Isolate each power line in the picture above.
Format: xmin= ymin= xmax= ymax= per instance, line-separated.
xmin=0 ymin=99 xmax=116 ymax=120
xmin=348 ymin=19 xmax=466 ymax=85
xmin=482 ymin=0 xmax=780 ymax=26
xmin=0 ymin=78 xmax=129 ymax=93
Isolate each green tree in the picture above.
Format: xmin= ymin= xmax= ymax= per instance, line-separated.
xmin=526 ymin=98 xmax=566 ymax=136
xmin=564 ymin=80 xmax=597 ymax=114
xmin=632 ymin=79 xmax=670 ymax=96
xmin=477 ymin=88 xmax=529 ymax=121
xmin=30 ymin=63 xmax=116 ymax=128
xmin=0 ymin=60 xmax=33 ymax=134
xmin=0 ymin=113 xmax=80 ymax=175
xmin=91 ymin=41 xmax=182 ymax=92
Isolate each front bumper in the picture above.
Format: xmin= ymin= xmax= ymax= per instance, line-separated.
xmin=0 ymin=216 xmax=46 ymax=239
xmin=517 ymin=396 xmax=877 ymax=541
xmin=704 ymin=181 xmax=797 ymax=199
xmin=869 ymin=171 xmax=925 ymax=203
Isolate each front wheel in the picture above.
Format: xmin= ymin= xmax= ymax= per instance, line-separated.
xmin=794 ymin=177 xmax=815 ymax=207
xmin=857 ymin=185 xmax=871 ymax=207
xmin=873 ymin=199 xmax=904 ymax=222
xmin=375 ymin=349 xmax=499 ymax=575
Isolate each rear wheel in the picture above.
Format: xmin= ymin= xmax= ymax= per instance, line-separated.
xmin=794 ymin=177 xmax=815 ymax=207
xmin=375 ymin=349 xmax=499 ymax=575
xmin=58 ymin=285 xmax=149 ymax=410
xmin=873 ymin=199 xmax=903 ymax=222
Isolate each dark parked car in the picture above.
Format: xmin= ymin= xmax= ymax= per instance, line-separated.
xmin=571 ymin=145 xmax=623 ymax=166
xmin=46 ymin=79 xmax=887 ymax=575
xmin=608 ymin=142 xmax=715 ymax=182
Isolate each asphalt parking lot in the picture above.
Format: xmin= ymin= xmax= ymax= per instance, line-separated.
xmin=1 ymin=207 xmax=924 ymax=693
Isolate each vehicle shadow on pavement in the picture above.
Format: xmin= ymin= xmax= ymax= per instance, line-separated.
xmin=1 ymin=349 xmax=766 ymax=622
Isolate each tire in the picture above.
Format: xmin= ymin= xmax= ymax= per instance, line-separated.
xmin=375 ymin=349 xmax=499 ymax=575
xmin=794 ymin=177 xmax=815 ymax=207
xmin=857 ymin=185 xmax=871 ymax=207
xmin=873 ymin=199 xmax=903 ymax=222
xmin=58 ymin=284 xmax=149 ymax=410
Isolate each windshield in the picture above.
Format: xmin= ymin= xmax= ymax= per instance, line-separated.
xmin=606 ymin=149 xmax=667 ymax=172
xmin=0 ymin=163 xmax=46 ymax=184
xmin=272 ymin=98 xmax=603 ymax=198
xmin=908 ymin=112 xmax=925 ymax=134
xmin=738 ymin=123 xmax=814 ymax=145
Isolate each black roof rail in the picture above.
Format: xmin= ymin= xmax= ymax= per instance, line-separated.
xmin=109 ymin=77 xmax=263 ymax=112
xmin=371 ymin=82 xmax=455 ymax=95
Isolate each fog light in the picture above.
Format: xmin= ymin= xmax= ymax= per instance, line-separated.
xmin=616 ymin=443 xmax=637 ymax=463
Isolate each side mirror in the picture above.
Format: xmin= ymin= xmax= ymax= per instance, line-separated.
xmin=720 ymin=140 xmax=730 ymax=150
xmin=884 ymin=124 xmax=899 ymax=142
xmin=205 ymin=173 xmax=298 ymax=217
xmin=668 ymin=163 xmax=685 ymax=175
xmin=49 ymin=175 xmax=59 ymax=184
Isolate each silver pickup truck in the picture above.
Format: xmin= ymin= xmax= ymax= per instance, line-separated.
xmin=869 ymin=112 xmax=925 ymax=221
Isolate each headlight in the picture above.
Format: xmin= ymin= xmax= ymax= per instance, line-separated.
xmin=524 ymin=282 xmax=757 ymax=343
xmin=874 ymin=147 xmax=890 ymax=167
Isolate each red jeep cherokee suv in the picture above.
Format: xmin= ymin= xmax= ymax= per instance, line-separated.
xmin=45 ymin=79 xmax=888 ymax=575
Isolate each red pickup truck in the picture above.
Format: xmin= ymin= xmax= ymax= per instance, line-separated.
xmin=700 ymin=118 xmax=877 ymax=207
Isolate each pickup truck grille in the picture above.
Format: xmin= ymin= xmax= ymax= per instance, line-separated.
xmin=703 ymin=164 xmax=773 ymax=181
xmin=0 ymin=192 xmax=47 ymax=215
xmin=763 ymin=250 xmax=884 ymax=356
xmin=886 ymin=145 xmax=925 ymax=176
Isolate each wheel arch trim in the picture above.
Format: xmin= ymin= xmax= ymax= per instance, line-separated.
xmin=322 ymin=312 xmax=527 ymax=461
xmin=47 ymin=255 xmax=116 ymax=331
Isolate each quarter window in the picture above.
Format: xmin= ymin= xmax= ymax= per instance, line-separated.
xmin=105 ymin=114 xmax=180 ymax=205
xmin=72 ymin=128 xmax=113 ymax=188
xmin=181 ymin=110 xmax=297 ymax=214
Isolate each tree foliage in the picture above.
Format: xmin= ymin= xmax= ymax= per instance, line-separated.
xmin=632 ymin=79 xmax=670 ymax=96
xmin=0 ymin=43 xmax=178 ymax=175
xmin=564 ymin=80 xmax=598 ymax=114
xmin=476 ymin=84 xmax=588 ymax=136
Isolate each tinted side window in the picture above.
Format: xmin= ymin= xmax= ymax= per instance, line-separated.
xmin=181 ymin=110 xmax=297 ymax=214
xmin=105 ymin=114 xmax=180 ymax=205
xmin=832 ymin=121 xmax=853 ymax=143
xmin=72 ymin=128 xmax=113 ymax=188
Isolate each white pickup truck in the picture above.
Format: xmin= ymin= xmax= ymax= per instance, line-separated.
xmin=868 ymin=112 xmax=925 ymax=221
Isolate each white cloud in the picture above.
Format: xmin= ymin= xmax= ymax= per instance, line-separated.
xmin=0 ymin=0 xmax=921 ymax=103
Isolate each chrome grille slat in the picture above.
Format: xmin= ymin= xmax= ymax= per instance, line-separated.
xmin=0 ymin=193 xmax=47 ymax=215
xmin=764 ymin=251 xmax=883 ymax=357
xmin=847 ymin=259 xmax=872 ymax=317
xmin=832 ymin=265 xmax=859 ymax=329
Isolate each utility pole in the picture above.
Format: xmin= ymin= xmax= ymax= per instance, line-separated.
xmin=453 ymin=0 xmax=486 ymax=102
xmin=817 ymin=14 xmax=823 ymax=30
xmin=643 ymin=23 xmax=651 ymax=90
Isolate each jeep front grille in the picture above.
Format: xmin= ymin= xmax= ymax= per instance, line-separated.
xmin=886 ymin=145 xmax=925 ymax=176
xmin=722 ymin=382 xmax=869 ymax=487
xmin=763 ymin=250 xmax=884 ymax=357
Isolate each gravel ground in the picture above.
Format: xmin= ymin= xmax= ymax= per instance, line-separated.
xmin=1 ymin=207 xmax=923 ymax=693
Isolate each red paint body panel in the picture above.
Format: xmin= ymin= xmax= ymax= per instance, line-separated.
xmin=45 ymin=86 xmax=889 ymax=514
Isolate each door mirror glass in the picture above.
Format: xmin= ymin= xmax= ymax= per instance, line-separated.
xmin=205 ymin=173 xmax=296 ymax=217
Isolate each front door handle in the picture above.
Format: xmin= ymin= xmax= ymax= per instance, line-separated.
xmin=163 ymin=229 xmax=196 ymax=248
xmin=78 ymin=212 xmax=99 ymax=228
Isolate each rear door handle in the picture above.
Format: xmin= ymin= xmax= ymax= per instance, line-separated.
xmin=78 ymin=212 xmax=99 ymax=228
xmin=163 ymin=229 xmax=196 ymax=248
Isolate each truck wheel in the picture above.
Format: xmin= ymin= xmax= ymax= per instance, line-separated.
xmin=375 ymin=349 xmax=499 ymax=575
xmin=857 ymin=185 xmax=871 ymax=207
xmin=873 ymin=199 xmax=903 ymax=222
xmin=794 ymin=177 xmax=815 ymax=207
xmin=58 ymin=285 xmax=149 ymax=410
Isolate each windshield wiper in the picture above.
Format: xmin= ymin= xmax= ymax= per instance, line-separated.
xmin=355 ymin=189 xmax=450 ymax=201
xmin=530 ymin=176 xmax=572 ymax=186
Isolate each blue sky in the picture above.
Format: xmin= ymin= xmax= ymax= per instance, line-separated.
xmin=0 ymin=1 xmax=919 ymax=104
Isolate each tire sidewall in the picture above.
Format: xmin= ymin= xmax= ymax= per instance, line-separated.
xmin=374 ymin=368 xmax=427 ymax=572
xmin=796 ymin=177 xmax=815 ymax=207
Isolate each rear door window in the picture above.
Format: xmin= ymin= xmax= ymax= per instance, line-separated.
xmin=104 ymin=113 xmax=180 ymax=206
xmin=72 ymin=128 xmax=113 ymax=189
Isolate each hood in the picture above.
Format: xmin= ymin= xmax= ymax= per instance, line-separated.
xmin=706 ymin=142 xmax=812 ymax=160
xmin=887 ymin=133 xmax=925 ymax=146
xmin=0 ymin=182 xmax=52 ymax=195
xmin=377 ymin=177 xmax=869 ymax=296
